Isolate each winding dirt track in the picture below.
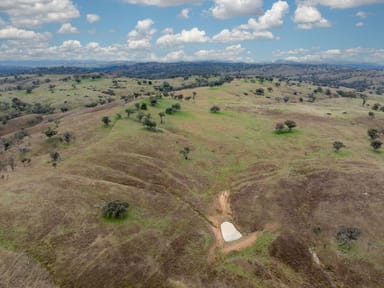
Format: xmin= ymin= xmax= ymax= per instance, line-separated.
xmin=208 ymin=191 xmax=259 ymax=261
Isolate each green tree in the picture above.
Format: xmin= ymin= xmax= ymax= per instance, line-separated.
xmin=210 ymin=105 xmax=220 ymax=113
xmin=371 ymin=139 xmax=382 ymax=151
xmin=158 ymin=112 xmax=165 ymax=124
xmin=44 ymin=127 xmax=58 ymax=138
xmin=367 ymin=128 xmax=379 ymax=140
xmin=134 ymin=102 xmax=140 ymax=110
xmin=333 ymin=141 xmax=346 ymax=152
xmin=62 ymin=132 xmax=73 ymax=144
xmin=284 ymin=120 xmax=296 ymax=131
xmin=102 ymin=200 xmax=129 ymax=219
xmin=172 ymin=103 xmax=181 ymax=111
xmin=180 ymin=147 xmax=190 ymax=160
xmin=50 ymin=151 xmax=61 ymax=162
xmin=143 ymin=117 xmax=157 ymax=131
xmin=125 ymin=108 xmax=136 ymax=119
xmin=101 ymin=116 xmax=111 ymax=126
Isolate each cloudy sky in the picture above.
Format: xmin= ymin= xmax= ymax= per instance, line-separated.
xmin=0 ymin=0 xmax=383 ymax=64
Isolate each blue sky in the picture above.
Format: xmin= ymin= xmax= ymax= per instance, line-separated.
xmin=0 ymin=0 xmax=383 ymax=63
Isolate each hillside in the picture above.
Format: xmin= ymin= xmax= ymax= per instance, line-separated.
xmin=1 ymin=73 xmax=384 ymax=287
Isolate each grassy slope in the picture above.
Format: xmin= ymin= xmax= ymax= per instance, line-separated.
xmin=0 ymin=77 xmax=384 ymax=287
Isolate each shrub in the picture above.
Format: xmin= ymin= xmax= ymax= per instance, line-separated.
xmin=44 ymin=127 xmax=58 ymax=138
xmin=367 ymin=128 xmax=379 ymax=140
xmin=165 ymin=107 xmax=174 ymax=115
xmin=172 ymin=103 xmax=181 ymax=111
xmin=284 ymin=120 xmax=296 ymax=131
xmin=102 ymin=200 xmax=129 ymax=219
xmin=336 ymin=226 xmax=362 ymax=250
xmin=275 ymin=122 xmax=285 ymax=132
xmin=101 ymin=116 xmax=111 ymax=126
xmin=333 ymin=141 xmax=346 ymax=152
xmin=368 ymin=111 xmax=375 ymax=118
xmin=210 ymin=105 xmax=220 ymax=113
xmin=371 ymin=139 xmax=382 ymax=151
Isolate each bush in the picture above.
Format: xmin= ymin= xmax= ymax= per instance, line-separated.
xmin=44 ymin=127 xmax=58 ymax=138
xmin=336 ymin=226 xmax=362 ymax=250
xmin=275 ymin=122 xmax=285 ymax=132
xmin=210 ymin=105 xmax=220 ymax=113
xmin=333 ymin=141 xmax=345 ymax=152
xmin=284 ymin=120 xmax=296 ymax=131
xmin=101 ymin=116 xmax=111 ymax=126
xmin=367 ymin=128 xmax=379 ymax=140
xmin=371 ymin=139 xmax=382 ymax=151
xmin=102 ymin=200 xmax=129 ymax=219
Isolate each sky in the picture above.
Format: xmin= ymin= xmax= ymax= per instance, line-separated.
xmin=0 ymin=0 xmax=383 ymax=64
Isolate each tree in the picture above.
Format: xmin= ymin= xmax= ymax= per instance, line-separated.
xmin=368 ymin=111 xmax=375 ymax=119
xmin=283 ymin=96 xmax=289 ymax=103
xmin=172 ymin=103 xmax=181 ymax=111
xmin=102 ymin=200 xmax=129 ymax=219
xmin=101 ymin=116 xmax=111 ymax=126
xmin=62 ymin=132 xmax=73 ymax=144
xmin=44 ymin=127 xmax=58 ymax=138
xmin=275 ymin=122 xmax=285 ymax=132
xmin=140 ymin=103 xmax=147 ymax=110
xmin=367 ymin=128 xmax=379 ymax=140
xmin=284 ymin=120 xmax=296 ymax=131
xmin=210 ymin=105 xmax=220 ymax=113
xmin=158 ymin=112 xmax=165 ymax=124
xmin=180 ymin=147 xmax=190 ymax=160
xmin=333 ymin=141 xmax=346 ymax=152
xmin=125 ymin=108 xmax=135 ymax=119
xmin=372 ymin=103 xmax=380 ymax=111
xmin=165 ymin=107 xmax=173 ymax=115
xmin=136 ymin=111 xmax=145 ymax=122
xmin=371 ymin=139 xmax=382 ymax=151
xmin=50 ymin=151 xmax=61 ymax=162
xmin=143 ymin=117 xmax=157 ymax=131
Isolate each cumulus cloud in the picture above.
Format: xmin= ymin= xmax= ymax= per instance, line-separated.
xmin=178 ymin=8 xmax=191 ymax=19
xmin=86 ymin=14 xmax=100 ymax=23
xmin=274 ymin=47 xmax=384 ymax=64
xmin=212 ymin=29 xmax=275 ymax=42
xmin=58 ymin=23 xmax=79 ymax=34
xmin=163 ymin=50 xmax=187 ymax=61
xmin=293 ymin=4 xmax=331 ymax=29
xmin=156 ymin=27 xmax=208 ymax=47
xmin=0 ymin=26 xmax=51 ymax=40
xmin=301 ymin=0 xmax=384 ymax=9
xmin=210 ymin=0 xmax=263 ymax=19
xmin=127 ymin=18 xmax=156 ymax=49
xmin=122 ymin=0 xmax=197 ymax=6
xmin=355 ymin=21 xmax=365 ymax=27
xmin=239 ymin=1 xmax=289 ymax=30
xmin=212 ymin=1 xmax=288 ymax=43
xmin=194 ymin=44 xmax=248 ymax=61
xmin=0 ymin=0 xmax=80 ymax=27
xmin=355 ymin=11 xmax=369 ymax=18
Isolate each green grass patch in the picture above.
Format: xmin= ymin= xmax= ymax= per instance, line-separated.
xmin=273 ymin=129 xmax=302 ymax=136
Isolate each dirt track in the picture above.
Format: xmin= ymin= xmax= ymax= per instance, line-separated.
xmin=208 ymin=191 xmax=260 ymax=260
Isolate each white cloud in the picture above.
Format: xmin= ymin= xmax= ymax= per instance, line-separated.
xmin=210 ymin=0 xmax=263 ymax=19
xmin=0 ymin=0 xmax=80 ymax=27
xmin=0 ymin=26 xmax=50 ymax=40
xmin=162 ymin=27 xmax=174 ymax=34
xmin=178 ymin=8 xmax=191 ymax=19
xmin=275 ymin=47 xmax=384 ymax=64
xmin=194 ymin=44 xmax=248 ymax=61
xmin=163 ymin=50 xmax=186 ymax=61
xmin=293 ymin=4 xmax=331 ymax=29
xmin=212 ymin=29 xmax=275 ymax=43
xmin=58 ymin=23 xmax=78 ymax=34
xmin=355 ymin=21 xmax=365 ymax=27
xmin=127 ymin=18 xmax=156 ymax=49
xmin=122 ymin=0 xmax=197 ymax=7
xmin=239 ymin=1 xmax=289 ymax=30
xmin=156 ymin=27 xmax=208 ymax=48
xmin=356 ymin=11 xmax=368 ymax=18
xmin=86 ymin=14 xmax=100 ymax=23
xmin=302 ymin=0 xmax=384 ymax=9
xmin=211 ymin=1 xmax=288 ymax=43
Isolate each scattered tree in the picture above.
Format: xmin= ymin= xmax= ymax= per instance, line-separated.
xmin=210 ymin=105 xmax=220 ymax=113
xmin=179 ymin=147 xmax=190 ymax=160
xmin=284 ymin=120 xmax=296 ymax=131
xmin=368 ymin=111 xmax=375 ymax=119
xmin=158 ymin=112 xmax=165 ymax=124
xmin=333 ymin=141 xmax=346 ymax=152
xmin=102 ymin=200 xmax=129 ymax=219
xmin=101 ymin=116 xmax=111 ymax=126
xmin=371 ymin=139 xmax=382 ymax=151
xmin=44 ymin=127 xmax=58 ymax=138
xmin=275 ymin=122 xmax=285 ymax=132
xmin=62 ymin=132 xmax=73 ymax=144
xmin=125 ymin=108 xmax=136 ymax=119
xmin=367 ymin=128 xmax=379 ymax=140
xmin=283 ymin=96 xmax=289 ymax=103
xmin=143 ymin=117 xmax=157 ymax=131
